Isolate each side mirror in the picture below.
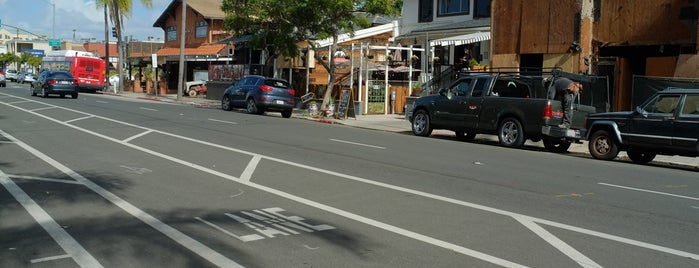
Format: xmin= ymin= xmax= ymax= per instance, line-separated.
xmin=634 ymin=106 xmax=648 ymax=117
xmin=438 ymin=88 xmax=447 ymax=96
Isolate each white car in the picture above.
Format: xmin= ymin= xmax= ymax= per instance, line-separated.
xmin=21 ymin=73 xmax=36 ymax=84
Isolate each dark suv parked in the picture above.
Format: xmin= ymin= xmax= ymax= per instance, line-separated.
xmin=221 ymin=75 xmax=296 ymax=118
xmin=585 ymin=88 xmax=699 ymax=163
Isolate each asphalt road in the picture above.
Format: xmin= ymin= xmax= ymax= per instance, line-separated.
xmin=1 ymin=82 xmax=698 ymax=267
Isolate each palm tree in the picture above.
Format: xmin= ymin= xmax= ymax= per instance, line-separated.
xmin=97 ymin=0 xmax=152 ymax=93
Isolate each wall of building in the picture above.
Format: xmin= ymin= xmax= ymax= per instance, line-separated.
xmin=160 ymin=5 xmax=227 ymax=48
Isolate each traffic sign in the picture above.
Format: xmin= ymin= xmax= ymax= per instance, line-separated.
xmin=49 ymin=39 xmax=61 ymax=47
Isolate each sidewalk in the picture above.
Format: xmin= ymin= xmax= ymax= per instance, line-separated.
xmin=100 ymin=91 xmax=699 ymax=170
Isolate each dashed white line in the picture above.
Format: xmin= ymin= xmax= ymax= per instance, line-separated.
xmin=330 ymin=138 xmax=386 ymax=149
xmin=30 ymin=106 xmax=57 ymax=112
xmin=65 ymin=115 xmax=94 ymax=123
xmin=140 ymin=107 xmax=158 ymax=111
xmin=0 ymin=169 xmax=103 ymax=267
xmin=122 ymin=130 xmax=154 ymax=143
xmin=7 ymin=100 xmax=31 ymax=104
xmin=240 ymin=155 xmax=262 ymax=182
xmin=9 ymin=174 xmax=83 ymax=185
xmin=208 ymin=118 xmax=238 ymax=125
xmin=599 ymin=182 xmax=699 ymax=201
xmin=30 ymin=254 xmax=72 ymax=264
xmin=96 ymin=100 xmax=108 ymax=104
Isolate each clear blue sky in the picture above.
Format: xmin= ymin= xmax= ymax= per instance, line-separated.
xmin=0 ymin=0 xmax=171 ymax=42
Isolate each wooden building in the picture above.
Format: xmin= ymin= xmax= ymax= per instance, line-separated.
xmin=491 ymin=0 xmax=698 ymax=110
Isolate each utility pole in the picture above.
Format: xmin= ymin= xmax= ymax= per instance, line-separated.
xmin=104 ymin=5 xmax=110 ymax=92
xmin=177 ymin=0 xmax=187 ymax=100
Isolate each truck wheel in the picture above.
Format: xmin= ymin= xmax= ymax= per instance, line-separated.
xmin=588 ymin=130 xmax=619 ymax=160
xmin=627 ymin=151 xmax=656 ymax=164
xmin=455 ymin=131 xmax=476 ymax=141
xmin=411 ymin=110 xmax=433 ymax=137
xmin=498 ymin=117 xmax=525 ymax=147
xmin=543 ymin=138 xmax=571 ymax=153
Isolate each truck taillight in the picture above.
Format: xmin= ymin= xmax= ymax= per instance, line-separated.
xmin=543 ymin=103 xmax=552 ymax=120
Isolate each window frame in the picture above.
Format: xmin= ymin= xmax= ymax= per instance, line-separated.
xmin=438 ymin=0 xmax=470 ymax=17
xmin=166 ymin=26 xmax=177 ymax=41
xmin=195 ymin=21 xmax=208 ymax=38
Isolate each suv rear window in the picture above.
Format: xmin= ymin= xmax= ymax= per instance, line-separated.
xmin=265 ymin=79 xmax=290 ymax=88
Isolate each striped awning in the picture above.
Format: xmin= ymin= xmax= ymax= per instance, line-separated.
xmin=430 ymin=32 xmax=491 ymax=47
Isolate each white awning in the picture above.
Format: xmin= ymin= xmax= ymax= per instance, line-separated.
xmin=430 ymin=32 xmax=490 ymax=47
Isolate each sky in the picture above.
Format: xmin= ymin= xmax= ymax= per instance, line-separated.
xmin=0 ymin=0 xmax=171 ymax=42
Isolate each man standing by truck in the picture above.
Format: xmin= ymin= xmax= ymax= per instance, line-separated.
xmin=552 ymin=77 xmax=583 ymax=128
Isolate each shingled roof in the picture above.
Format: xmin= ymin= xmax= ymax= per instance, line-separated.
xmin=153 ymin=0 xmax=225 ymax=28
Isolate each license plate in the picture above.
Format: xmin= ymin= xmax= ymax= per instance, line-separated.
xmin=275 ymin=100 xmax=285 ymax=105
xmin=60 ymin=81 xmax=70 ymax=84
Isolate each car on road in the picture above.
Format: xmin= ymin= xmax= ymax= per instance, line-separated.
xmin=4 ymin=69 xmax=18 ymax=82
xmin=0 ymin=74 xmax=6 ymax=87
xmin=21 ymin=73 xmax=37 ymax=84
xmin=585 ymin=87 xmax=699 ymax=163
xmin=221 ymin=75 xmax=295 ymax=118
xmin=30 ymin=71 xmax=79 ymax=99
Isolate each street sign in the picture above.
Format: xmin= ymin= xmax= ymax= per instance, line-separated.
xmin=49 ymin=39 xmax=61 ymax=47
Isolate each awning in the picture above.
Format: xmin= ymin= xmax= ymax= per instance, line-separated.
xmin=156 ymin=44 xmax=226 ymax=57
xmin=430 ymin=32 xmax=490 ymax=47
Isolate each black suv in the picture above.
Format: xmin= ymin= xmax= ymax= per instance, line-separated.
xmin=585 ymin=88 xmax=699 ymax=164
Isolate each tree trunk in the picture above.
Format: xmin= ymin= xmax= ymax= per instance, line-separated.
xmin=320 ymin=39 xmax=338 ymax=111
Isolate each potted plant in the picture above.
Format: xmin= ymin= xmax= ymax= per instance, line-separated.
xmin=158 ymin=70 xmax=168 ymax=95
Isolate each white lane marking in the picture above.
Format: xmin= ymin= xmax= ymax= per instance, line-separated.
xmin=9 ymin=174 xmax=83 ymax=185
xmin=0 ymin=130 xmax=243 ymax=268
xmin=65 ymin=115 xmax=94 ymax=124
xmin=330 ymin=139 xmax=386 ymax=149
xmin=692 ymin=206 xmax=699 ymax=210
xmin=140 ymin=107 xmax=158 ymax=111
xmin=8 ymin=100 xmax=31 ymax=104
xmin=122 ymin=130 xmax=154 ymax=143
xmin=30 ymin=254 xmax=72 ymax=264
xmin=240 ymin=155 xmax=262 ymax=182
xmin=30 ymin=106 xmax=57 ymax=112
xmin=0 ymin=140 xmax=12 ymax=144
xmin=3 ymin=95 xmax=699 ymax=263
xmin=514 ymin=216 xmax=601 ymax=268
xmin=96 ymin=100 xmax=108 ymax=104
xmin=208 ymin=118 xmax=238 ymax=125
xmin=195 ymin=217 xmax=265 ymax=242
xmin=599 ymin=183 xmax=699 ymax=201
xmin=0 ymin=169 xmax=103 ymax=267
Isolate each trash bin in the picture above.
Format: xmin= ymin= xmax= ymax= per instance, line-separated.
xmin=354 ymin=101 xmax=362 ymax=116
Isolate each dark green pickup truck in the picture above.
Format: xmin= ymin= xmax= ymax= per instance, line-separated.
xmin=406 ymin=72 xmax=596 ymax=153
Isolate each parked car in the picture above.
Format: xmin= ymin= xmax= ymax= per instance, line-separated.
xmin=30 ymin=71 xmax=79 ymax=99
xmin=4 ymin=69 xmax=18 ymax=82
xmin=17 ymin=72 xmax=27 ymax=83
xmin=406 ymin=71 xmax=599 ymax=152
xmin=221 ymin=75 xmax=295 ymax=118
xmin=0 ymin=74 xmax=6 ymax=87
xmin=585 ymin=88 xmax=699 ymax=164
xmin=21 ymin=73 xmax=37 ymax=84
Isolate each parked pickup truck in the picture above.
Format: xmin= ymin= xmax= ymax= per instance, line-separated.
xmin=586 ymin=87 xmax=699 ymax=163
xmin=406 ymin=72 xmax=597 ymax=153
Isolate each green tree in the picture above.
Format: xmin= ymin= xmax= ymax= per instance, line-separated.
xmin=222 ymin=0 xmax=401 ymax=110
xmin=97 ymin=0 xmax=153 ymax=92
xmin=27 ymin=56 xmax=43 ymax=71
xmin=0 ymin=53 xmax=21 ymax=70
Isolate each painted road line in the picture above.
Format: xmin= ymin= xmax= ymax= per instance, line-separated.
xmin=7 ymin=100 xmax=31 ymax=104
xmin=30 ymin=254 xmax=72 ymax=264
xmin=4 ymin=94 xmax=699 ymax=264
xmin=30 ymin=106 xmax=57 ymax=112
xmin=9 ymin=175 xmax=83 ymax=185
xmin=514 ymin=215 xmax=601 ymax=268
xmin=692 ymin=206 xmax=699 ymax=210
xmin=0 ymin=169 xmax=103 ymax=267
xmin=195 ymin=217 xmax=265 ymax=242
xmin=208 ymin=118 xmax=238 ymax=125
xmin=599 ymin=182 xmax=699 ymax=201
xmin=65 ymin=115 xmax=94 ymax=124
xmin=330 ymin=139 xmax=387 ymax=149
xmin=0 ymin=130 xmax=244 ymax=268
xmin=139 ymin=107 xmax=158 ymax=112
xmin=122 ymin=130 xmax=154 ymax=143
xmin=240 ymin=155 xmax=262 ymax=182
xmin=96 ymin=100 xmax=108 ymax=104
